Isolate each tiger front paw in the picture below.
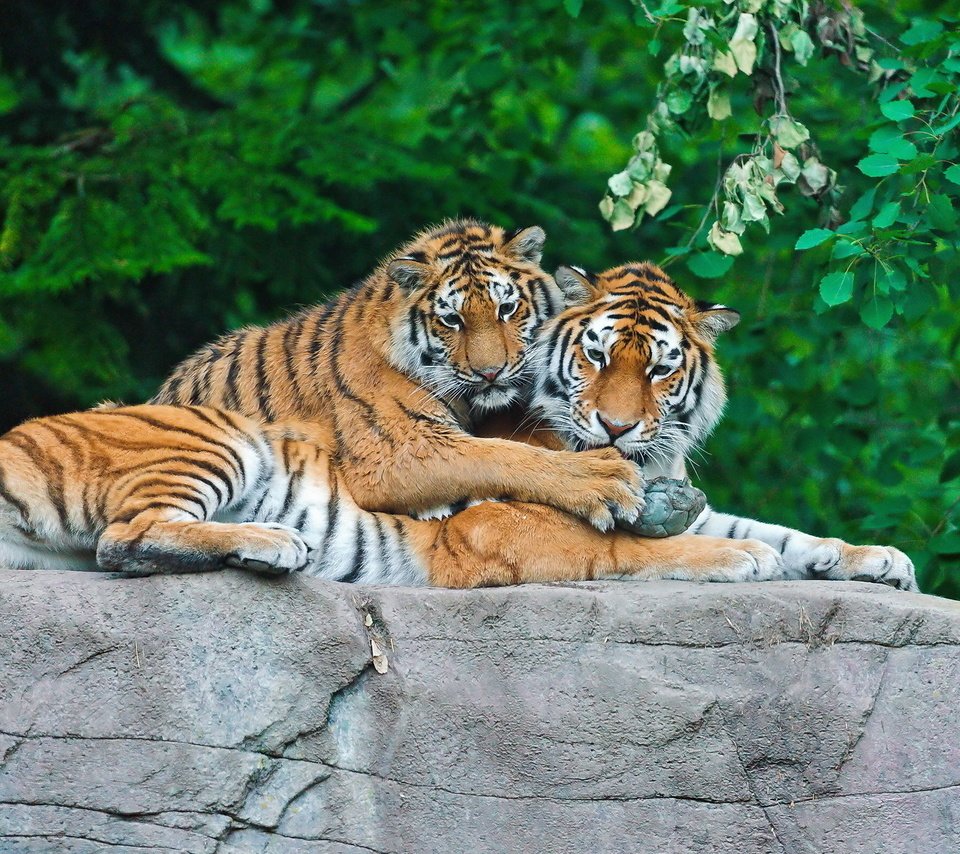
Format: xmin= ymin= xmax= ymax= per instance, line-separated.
xmin=805 ymin=538 xmax=918 ymax=592
xmin=712 ymin=539 xmax=784 ymax=582
xmin=223 ymin=523 xmax=310 ymax=575
xmin=664 ymin=537 xmax=785 ymax=583
xmin=557 ymin=448 xmax=646 ymax=532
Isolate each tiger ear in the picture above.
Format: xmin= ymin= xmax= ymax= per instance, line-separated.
xmin=692 ymin=300 xmax=740 ymax=339
xmin=503 ymin=225 xmax=546 ymax=265
xmin=387 ymin=256 xmax=432 ymax=290
xmin=554 ymin=265 xmax=600 ymax=306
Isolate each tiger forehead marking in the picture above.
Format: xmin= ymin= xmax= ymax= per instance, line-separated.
xmin=583 ymin=306 xmax=685 ymax=366
xmin=537 ymin=262 xmax=739 ymax=471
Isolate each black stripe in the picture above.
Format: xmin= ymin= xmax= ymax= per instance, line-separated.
xmin=395 ymin=400 xmax=451 ymax=427
xmin=281 ymin=320 xmax=301 ymax=402
xmin=327 ymin=300 xmax=393 ymax=444
xmin=113 ymin=500 xmax=191 ymax=525
xmin=5 ymin=432 xmax=70 ymax=532
xmin=371 ymin=513 xmax=387 ymax=576
xmin=309 ymin=301 xmax=337 ymax=378
xmin=222 ymin=334 xmax=245 ymax=410
xmin=294 ymin=506 xmax=310 ymax=530
xmin=0 ymin=462 xmax=32 ymax=525
xmin=278 ymin=454 xmax=306 ymax=523
xmin=341 ymin=519 xmax=365 ymax=583
xmin=254 ymin=329 xmax=277 ymax=421
xmin=132 ymin=487 xmax=208 ymax=517
xmin=317 ymin=456 xmax=341 ymax=572
xmin=102 ymin=411 xmax=247 ymax=477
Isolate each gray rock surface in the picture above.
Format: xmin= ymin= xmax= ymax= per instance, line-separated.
xmin=0 ymin=569 xmax=958 ymax=853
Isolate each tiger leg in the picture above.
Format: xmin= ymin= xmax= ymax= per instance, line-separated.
xmin=97 ymin=514 xmax=310 ymax=576
xmin=419 ymin=502 xmax=783 ymax=588
xmin=689 ymin=506 xmax=918 ymax=592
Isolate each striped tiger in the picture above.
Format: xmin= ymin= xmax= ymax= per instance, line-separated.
xmin=152 ymin=219 xmax=645 ymax=533
xmin=0 ymin=405 xmax=418 ymax=581
xmin=522 ymin=262 xmax=918 ymax=591
xmin=0 ymin=404 xmax=763 ymax=587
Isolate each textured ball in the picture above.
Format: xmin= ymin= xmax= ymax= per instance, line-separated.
xmin=618 ymin=477 xmax=706 ymax=538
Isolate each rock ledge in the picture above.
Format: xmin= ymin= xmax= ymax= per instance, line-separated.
xmin=1 ymin=570 xmax=958 ymax=853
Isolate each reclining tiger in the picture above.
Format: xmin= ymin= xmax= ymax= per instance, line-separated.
xmin=501 ymin=262 xmax=916 ymax=590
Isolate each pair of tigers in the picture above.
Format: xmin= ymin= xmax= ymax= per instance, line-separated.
xmin=0 ymin=220 xmax=917 ymax=591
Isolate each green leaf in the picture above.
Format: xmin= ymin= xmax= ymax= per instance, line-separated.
xmin=901 ymin=19 xmax=944 ymax=46
xmin=563 ymin=0 xmax=584 ymax=17
xmin=880 ymin=100 xmax=915 ymax=122
xmin=882 ymin=267 xmax=908 ymax=292
xmin=925 ymin=194 xmax=957 ymax=231
xmin=831 ymin=240 xmax=865 ymax=260
xmin=836 ymin=219 xmax=867 ymax=236
xmin=941 ymin=451 xmax=960 ymax=484
xmin=848 ymin=187 xmax=876 ymax=221
xmin=933 ymin=112 xmax=960 ymax=136
xmin=857 ymin=154 xmax=900 ymax=177
xmin=900 ymin=153 xmax=937 ymax=175
xmin=868 ymin=126 xmax=900 ymax=153
xmin=944 ymin=164 xmax=960 ymax=186
xmin=872 ymin=201 xmax=901 ymax=228
xmin=909 ymin=69 xmax=946 ymax=98
xmin=686 ymin=252 xmax=735 ymax=279
xmin=878 ymin=137 xmax=918 ymax=161
xmin=819 ymin=271 xmax=854 ymax=306
xmin=860 ymin=293 xmax=893 ymax=329
xmin=795 ymin=228 xmax=835 ymax=250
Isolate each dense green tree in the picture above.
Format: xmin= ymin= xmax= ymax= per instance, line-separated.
xmin=1 ymin=0 xmax=957 ymax=594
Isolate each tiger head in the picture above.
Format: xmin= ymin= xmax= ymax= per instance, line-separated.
xmin=386 ymin=219 xmax=564 ymax=414
xmin=533 ymin=262 xmax=740 ymax=469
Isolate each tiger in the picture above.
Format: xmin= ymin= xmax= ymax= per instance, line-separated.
xmin=0 ymin=402 xmax=782 ymax=586
xmin=151 ymin=219 xmax=645 ymax=533
xmin=516 ymin=262 xmax=918 ymax=591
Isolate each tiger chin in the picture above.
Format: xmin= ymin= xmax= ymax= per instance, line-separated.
xmin=525 ymin=262 xmax=918 ymax=592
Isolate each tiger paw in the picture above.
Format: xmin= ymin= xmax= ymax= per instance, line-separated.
xmin=223 ymin=523 xmax=310 ymax=575
xmin=616 ymin=477 xmax=706 ymax=538
xmin=806 ymin=538 xmax=918 ymax=592
xmin=558 ymin=448 xmax=647 ymax=532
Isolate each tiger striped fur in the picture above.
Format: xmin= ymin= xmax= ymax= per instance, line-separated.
xmin=0 ymin=405 xmax=431 ymax=582
xmin=526 ymin=263 xmax=918 ymax=591
xmin=0 ymin=404 xmax=755 ymax=588
xmin=152 ymin=219 xmax=645 ymax=532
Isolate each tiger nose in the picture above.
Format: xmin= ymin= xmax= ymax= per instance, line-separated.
xmin=475 ymin=365 xmax=504 ymax=382
xmin=598 ymin=414 xmax=637 ymax=439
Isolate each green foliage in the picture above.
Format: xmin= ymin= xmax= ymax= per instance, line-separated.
xmin=1 ymin=0 xmax=957 ymax=596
